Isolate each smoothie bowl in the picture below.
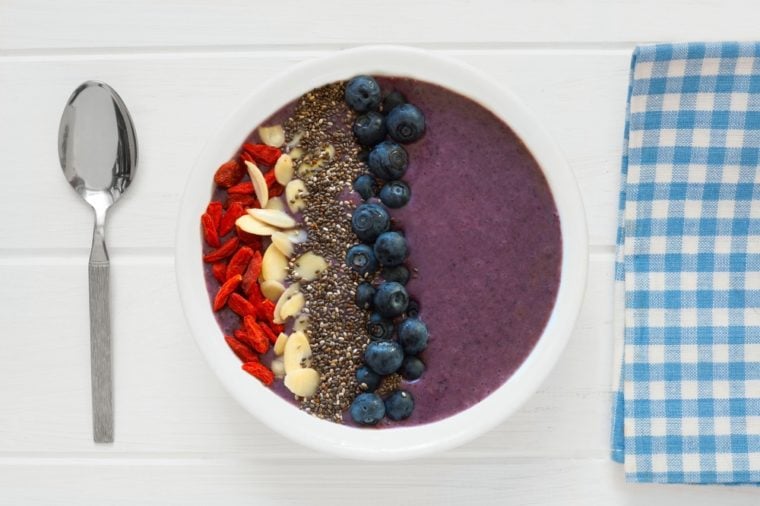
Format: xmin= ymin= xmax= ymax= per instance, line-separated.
xmin=176 ymin=46 xmax=587 ymax=459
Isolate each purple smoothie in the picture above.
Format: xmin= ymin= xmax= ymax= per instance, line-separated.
xmin=203 ymin=77 xmax=562 ymax=427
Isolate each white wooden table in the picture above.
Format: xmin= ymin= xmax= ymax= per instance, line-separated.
xmin=2 ymin=1 xmax=760 ymax=503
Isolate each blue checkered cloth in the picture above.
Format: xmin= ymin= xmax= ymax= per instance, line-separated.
xmin=611 ymin=42 xmax=760 ymax=484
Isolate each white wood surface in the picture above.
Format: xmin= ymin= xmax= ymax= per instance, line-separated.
xmin=1 ymin=1 xmax=759 ymax=504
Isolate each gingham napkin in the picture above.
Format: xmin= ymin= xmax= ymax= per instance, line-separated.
xmin=611 ymin=42 xmax=760 ymax=484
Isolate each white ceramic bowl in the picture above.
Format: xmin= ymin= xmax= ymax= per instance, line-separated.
xmin=176 ymin=46 xmax=588 ymax=460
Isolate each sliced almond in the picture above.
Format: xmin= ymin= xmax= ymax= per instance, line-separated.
xmin=261 ymin=243 xmax=288 ymax=283
xmin=293 ymin=315 xmax=310 ymax=332
xmin=244 ymin=160 xmax=269 ymax=208
xmin=273 ymin=282 xmax=301 ymax=324
xmin=273 ymin=332 xmax=288 ymax=356
xmin=279 ymin=292 xmax=304 ymax=320
xmin=265 ymin=196 xmax=285 ymax=212
xmin=271 ymin=231 xmax=295 ymax=257
xmin=247 ymin=208 xmax=296 ymax=229
xmin=274 ymin=154 xmax=294 ymax=185
xmin=271 ymin=357 xmax=286 ymax=379
xmin=285 ymin=179 xmax=307 ymax=213
xmin=286 ymin=131 xmax=304 ymax=150
xmin=260 ymin=279 xmax=285 ymax=302
xmin=283 ymin=227 xmax=308 ymax=244
xmin=235 ymin=214 xmax=278 ymax=236
xmin=283 ymin=331 xmax=311 ymax=374
xmin=289 ymin=147 xmax=304 ymax=160
xmin=258 ymin=125 xmax=285 ymax=147
xmin=284 ymin=367 xmax=320 ymax=398
xmin=321 ymin=144 xmax=335 ymax=160
xmin=293 ymin=252 xmax=328 ymax=282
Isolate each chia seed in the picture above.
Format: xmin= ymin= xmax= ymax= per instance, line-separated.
xmin=282 ymin=82 xmax=373 ymax=421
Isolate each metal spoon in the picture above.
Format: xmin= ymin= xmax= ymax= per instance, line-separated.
xmin=58 ymin=81 xmax=138 ymax=443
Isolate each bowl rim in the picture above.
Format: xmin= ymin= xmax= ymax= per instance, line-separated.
xmin=176 ymin=45 xmax=588 ymax=460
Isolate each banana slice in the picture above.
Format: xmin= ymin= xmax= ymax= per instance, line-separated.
xmin=274 ymin=154 xmax=294 ymax=185
xmin=271 ymin=357 xmax=285 ymax=379
xmin=285 ymin=179 xmax=307 ymax=213
xmin=293 ymin=315 xmax=310 ymax=332
xmin=293 ymin=252 xmax=327 ymax=281
xmin=289 ymin=147 xmax=304 ymax=160
xmin=273 ymin=332 xmax=288 ymax=356
xmin=273 ymin=282 xmax=301 ymax=324
xmin=271 ymin=231 xmax=295 ymax=257
xmin=283 ymin=331 xmax=311 ymax=374
xmin=261 ymin=243 xmax=288 ymax=283
xmin=279 ymin=292 xmax=304 ymax=320
xmin=284 ymin=367 xmax=320 ymax=398
xmin=247 ymin=208 xmax=297 ymax=229
xmin=244 ymin=160 xmax=269 ymax=208
xmin=235 ymin=214 xmax=278 ymax=236
xmin=260 ymin=279 xmax=285 ymax=301
xmin=258 ymin=125 xmax=285 ymax=147
xmin=265 ymin=196 xmax=285 ymax=212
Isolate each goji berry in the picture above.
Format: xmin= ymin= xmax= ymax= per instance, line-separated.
xmin=226 ymin=193 xmax=259 ymax=209
xmin=211 ymin=262 xmax=227 ymax=284
xmin=226 ymin=247 xmax=254 ymax=281
xmin=224 ymin=335 xmax=258 ymax=363
xmin=219 ymin=202 xmax=246 ymax=237
xmin=243 ymin=315 xmax=270 ymax=354
xmin=203 ymin=237 xmax=239 ymax=263
xmin=240 ymin=151 xmax=254 ymax=164
xmin=227 ymin=181 xmax=254 ymax=195
xmin=270 ymin=322 xmax=285 ymax=335
xmin=247 ymin=282 xmax=264 ymax=307
xmin=214 ymin=159 xmax=245 ymax=188
xmin=213 ymin=274 xmax=242 ymax=311
xmin=242 ymin=143 xmax=281 ymax=167
xmin=259 ymin=322 xmax=278 ymax=344
xmin=241 ymin=251 xmax=263 ymax=295
xmin=206 ymin=201 xmax=223 ymax=230
xmin=242 ymin=361 xmax=274 ymax=386
xmin=228 ymin=293 xmax=256 ymax=317
xmin=256 ymin=299 xmax=276 ymax=324
xmin=234 ymin=329 xmax=248 ymax=342
xmin=201 ymin=213 xmax=221 ymax=248
xmin=237 ymin=230 xmax=263 ymax=250
xmin=269 ymin=184 xmax=284 ymax=197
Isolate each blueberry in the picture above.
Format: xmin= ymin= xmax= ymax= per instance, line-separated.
xmin=345 ymin=244 xmax=378 ymax=276
xmin=349 ymin=392 xmax=385 ymax=425
xmin=353 ymin=111 xmax=386 ymax=146
xmin=405 ymin=299 xmax=420 ymax=318
xmin=386 ymin=103 xmax=426 ymax=143
xmin=364 ymin=340 xmax=404 ymax=375
xmin=379 ymin=180 xmax=411 ymax=208
xmin=353 ymin=174 xmax=375 ymax=200
xmin=367 ymin=141 xmax=408 ymax=180
xmin=385 ymin=390 xmax=415 ymax=421
xmin=355 ymin=366 xmax=381 ymax=392
xmin=367 ymin=312 xmax=393 ymax=340
xmin=397 ymin=318 xmax=429 ymax=354
xmin=373 ymin=231 xmax=408 ymax=267
xmin=355 ymin=282 xmax=376 ymax=310
xmin=382 ymin=265 xmax=410 ymax=285
xmin=351 ymin=203 xmax=390 ymax=242
xmin=400 ymin=356 xmax=425 ymax=380
xmin=344 ymin=75 xmax=381 ymax=112
xmin=373 ymin=281 xmax=409 ymax=318
xmin=382 ymin=91 xmax=406 ymax=113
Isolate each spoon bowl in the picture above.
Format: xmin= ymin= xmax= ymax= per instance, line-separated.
xmin=58 ymin=80 xmax=137 ymax=442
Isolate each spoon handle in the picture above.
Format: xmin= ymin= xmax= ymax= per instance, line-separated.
xmin=89 ymin=209 xmax=113 ymax=443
